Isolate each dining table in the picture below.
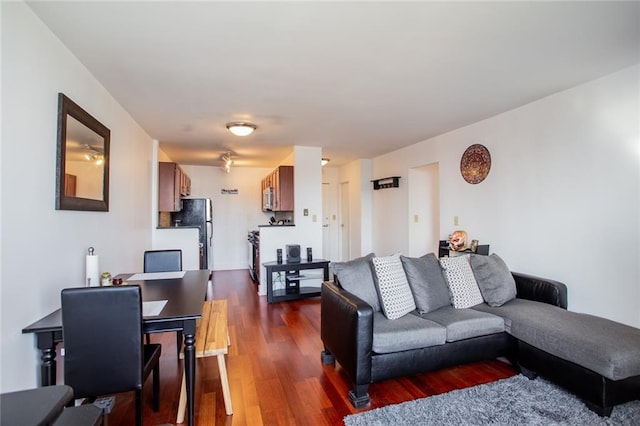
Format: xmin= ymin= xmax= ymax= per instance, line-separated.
xmin=22 ymin=269 xmax=210 ymax=426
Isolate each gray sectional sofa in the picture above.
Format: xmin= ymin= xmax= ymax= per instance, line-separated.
xmin=320 ymin=252 xmax=640 ymax=416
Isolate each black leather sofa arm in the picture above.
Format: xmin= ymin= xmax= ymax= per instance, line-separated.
xmin=512 ymin=272 xmax=568 ymax=309
xmin=320 ymin=281 xmax=374 ymax=387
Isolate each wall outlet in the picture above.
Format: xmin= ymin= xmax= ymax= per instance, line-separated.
xmin=312 ymin=214 xmax=317 ymax=222
xmin=413 ymin=214 xmax=419 ymax=223
xmin=454 ymin=215 xmax=459 ymax=226
xmin=303 ymin=208 xmax=309 ymax=216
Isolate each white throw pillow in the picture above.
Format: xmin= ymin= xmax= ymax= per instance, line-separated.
xmin=372 ymin=253 xmax=416 ymax=320
xmin=439 ymin=254 xmax=484 ymax=308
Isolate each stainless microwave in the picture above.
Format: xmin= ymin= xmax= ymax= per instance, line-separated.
xmin=263 ymin=187 xmax=273 ymax=210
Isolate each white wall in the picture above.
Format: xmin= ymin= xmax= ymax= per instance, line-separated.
xmin=1 ymin=2 xmax=155 ymax=392
xmin=292 ymin=146 xmax=323 ymax=248
xmin=153 ymin=227 xmax=200 ymax=270
xmin=371 ymin=66 xmax=640 ymax=327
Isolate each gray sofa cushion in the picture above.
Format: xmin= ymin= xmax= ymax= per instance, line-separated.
xmin=473 ymin=299 xmax=640 ymax=381
xmin=331 ymin=253 xmax=380 ymax=312
xmin=470 ymin=253 xmax=516 ymax=307
xmin=472 ymin=298 xmax=530 ymax=332
xmin=372 ymin=312 xmax=446 ymax=354
xmin=400 ymin=253 xmax=450 ymax=314
xmin=419 ymin=306 xmax=505 ymax=342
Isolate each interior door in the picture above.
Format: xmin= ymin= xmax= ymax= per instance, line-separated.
xmin=322 ymin=182 xmax=332 ymax=261
xmin=408 ymin=163 xmax=440 ymax=257
xmin=340 ymin=181 xmax=350 ymax=261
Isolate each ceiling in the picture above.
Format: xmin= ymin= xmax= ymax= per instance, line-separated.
xmin=28 ymin=1 xmax=639 ymax=169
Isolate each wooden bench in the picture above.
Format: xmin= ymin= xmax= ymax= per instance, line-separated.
xmin=176 ymin=300 xmax=232 ymax=424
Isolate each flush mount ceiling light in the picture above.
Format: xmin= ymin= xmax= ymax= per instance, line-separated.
xmin=226 ymin=122 xmax=257 ymax=137
xmin=321 ymin=158 xmax=330 ymax=166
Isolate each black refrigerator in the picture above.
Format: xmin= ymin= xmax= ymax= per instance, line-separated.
xmin=170 ymin=198 xmax=213 ymax=269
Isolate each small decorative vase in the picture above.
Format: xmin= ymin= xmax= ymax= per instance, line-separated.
xmin=100 ymin=272 xmax=112 ymax=286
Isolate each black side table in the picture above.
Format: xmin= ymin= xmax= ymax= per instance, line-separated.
xmin=263 ymin=259 xmax=330 ymax=303
xmin=438 ymin=240 xmax=490 ymax=257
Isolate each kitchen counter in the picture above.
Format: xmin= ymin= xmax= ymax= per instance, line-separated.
xmin=156 ymin=225 xmax=200 ymax=230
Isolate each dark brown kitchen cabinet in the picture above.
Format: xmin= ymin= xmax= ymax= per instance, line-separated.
xmin=158 ymin=162 xmax=191 ymax=212
xmin=180 ymin=170 xmax=191 ymax=197
xmin=64 ymin=174 xmax=77 ymax=197
xmin=273 ymin=166 xmax=293 ymax=211
xmin=261 ymin=165 xmax=293 ymax=212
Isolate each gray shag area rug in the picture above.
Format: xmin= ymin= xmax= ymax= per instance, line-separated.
xmin=343 ymin=374 xmax=640 ymax=425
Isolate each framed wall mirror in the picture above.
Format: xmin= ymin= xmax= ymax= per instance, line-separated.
xmin=55 ymin=93 xmax=110 ymax=211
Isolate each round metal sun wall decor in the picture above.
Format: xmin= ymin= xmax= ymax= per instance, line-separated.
xmin=460 ymin=144 xmax=491 ymax=184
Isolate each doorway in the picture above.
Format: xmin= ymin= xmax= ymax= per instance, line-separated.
xmin=322 ymin=182 xmax=339 ymax=262
xmin=408 ymin=163 xmax=439 ymax=257
xmin=339 ymin=181 xmax=350 ymax=261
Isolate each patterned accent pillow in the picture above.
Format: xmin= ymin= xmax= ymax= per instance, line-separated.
xmin=372 ymin=253 xmax=416 ymax=320
xmin=439 ymin=254 xmax=484 ymax=308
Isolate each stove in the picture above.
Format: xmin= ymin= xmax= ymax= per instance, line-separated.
xmin=247 ymin=230 xmax=259 ymax=283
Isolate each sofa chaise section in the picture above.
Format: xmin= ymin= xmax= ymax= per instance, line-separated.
xmin=474 ymin=298 xmax=640 ymax=415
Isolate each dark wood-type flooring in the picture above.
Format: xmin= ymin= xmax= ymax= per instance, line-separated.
xmin=105 ymin=269 xmax=516 ymax=425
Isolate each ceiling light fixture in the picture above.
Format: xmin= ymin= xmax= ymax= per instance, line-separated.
xmin=84 ymin=144 xmax=104 ymax=165
xmin=321 ymin=158 xmax=330 ymax=166
xmin=221 ymin=151 xmax=234 ymax=173
xmin=226 ymin=122 xmax=257 ymax=137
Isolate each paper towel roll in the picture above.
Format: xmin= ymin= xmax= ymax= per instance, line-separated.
xmin=86 ymin=254 xmax=99 ymax=287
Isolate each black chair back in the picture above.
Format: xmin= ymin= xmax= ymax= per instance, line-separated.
xmin=61 ymin=286 xmax=144 ymax=398
xmin=143 ymin=249 xmax=184 ymax=354
xmin=143 ymin=249 xmax=182 ymax=273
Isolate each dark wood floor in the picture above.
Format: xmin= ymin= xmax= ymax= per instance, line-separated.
xmin=106 ymin=269 xmax=516 ymax=425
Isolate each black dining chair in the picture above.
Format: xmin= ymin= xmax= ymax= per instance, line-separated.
xmin=61 ymin=286 xmax=161 ymax=426
xmin=143 ymin=249 xmax=182 ymax=273
xmin=143 ymin=249 xmax=183 ymax=351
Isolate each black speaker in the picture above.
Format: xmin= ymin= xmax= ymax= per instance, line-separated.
xmin=307 ymin=247 xmax=312 ymax=261
xmin=286 ymin=244 xmax=301 ymax=263
xmin=276 ymin=249 xmax=282 ymax=264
